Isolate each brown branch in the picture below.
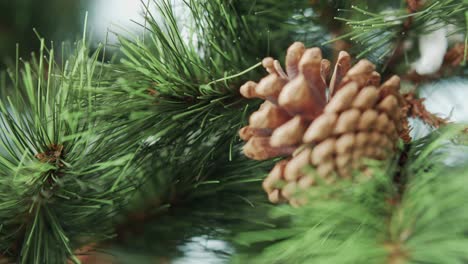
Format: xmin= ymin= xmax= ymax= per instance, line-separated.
xmin=384 ymin=142 xmax=412 ymax=264
xmin=406 ymin=0 xmax=425 ymax=13
xmin=385 ymin=241 xmax=409 ymax=264
xmin=443 ymin=43 xmax=467 ymax=67
xmin=35 ymin=144 xmax=64 ymax=166
xmin=402 ymin=92 xmax=449 ymax=128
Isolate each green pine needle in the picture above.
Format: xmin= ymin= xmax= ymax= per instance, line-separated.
xmin=232 ymin=125 xmax=468 ymax=264
xmin=0 ymin=36 xmax=138 ymax=263
xmin=327 ymin=0 xmax=468 ymax=62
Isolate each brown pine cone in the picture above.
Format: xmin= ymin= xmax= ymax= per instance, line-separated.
xmin=239 ymin=42 xmax=409 ymax=206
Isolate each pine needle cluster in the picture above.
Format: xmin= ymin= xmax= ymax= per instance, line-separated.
xmin=0 ymin=31 xmax=137 ymax=263
xmin=233 ymin=126 xmax=468 ymax=263
xmin=329 ymin=0 xmax=467 ymax=64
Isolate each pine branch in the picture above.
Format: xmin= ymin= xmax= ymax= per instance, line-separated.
xmin=95 ymin=0 xmax=329 ymax=238
xmin=0 ymin=34 xmax=138 ymax=262
xmin=233 ymin=160 xmax=397 ymax=263
xmin=98 ymin=0 xmax=327 ymax=149
xmin=79 ymin=148 xmax=274 ymax=263
xmin=116 ymin=142 xmax=274 ymax=237
xmin=402 ymin=92 xmax=449 ymax=128
xmin=231 ymin=125 xmax=468 ymax=263
xmin=390 ymin=125 xmax=468 ymax=263
xmin=327 ymin=0 xmax=468 ymax=65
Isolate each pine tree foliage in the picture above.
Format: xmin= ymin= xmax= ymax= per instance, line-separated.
xmin=112 ymin=149 xmax=273 ymax=262
xmin=99 ymin=0 xmax=326 ymax=147
xmin=232 ymin=125 xmax=468 ymax=263
xmin=0 ymin=34 xmax=137 ymax=263
xmin=0 ymin=0 xmax=467 ymax=263
xmin=94 ymin=0 xmax=468 ymax=262
xmin=328 ymin=0 xmax=468 ymax=63
xmin=97 ymin=0 xmax=329 ymax=229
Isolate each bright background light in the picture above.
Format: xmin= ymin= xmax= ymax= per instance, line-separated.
xmin=88 ymin=0 xmax=145 ymax=44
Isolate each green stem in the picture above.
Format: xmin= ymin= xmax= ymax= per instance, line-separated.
xmin=205 ymin=62 xmax=262 ymax=86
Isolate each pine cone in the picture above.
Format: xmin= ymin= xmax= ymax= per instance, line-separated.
xmin=239 ymin=42 xmax=409 ymax=206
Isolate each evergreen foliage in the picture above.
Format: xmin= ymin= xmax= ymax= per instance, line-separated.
xmin=0 ymin=0 xmax=467 ymax=263
xmin=328 ymin=0 xmax=468 ymax=64
xmin=97 ymin=0 xmax=329 ymax=234
xmin=0 ymin=32 xmax=137 ymax=263
xmin=233 ymin=126 xmax=468 ymax=263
